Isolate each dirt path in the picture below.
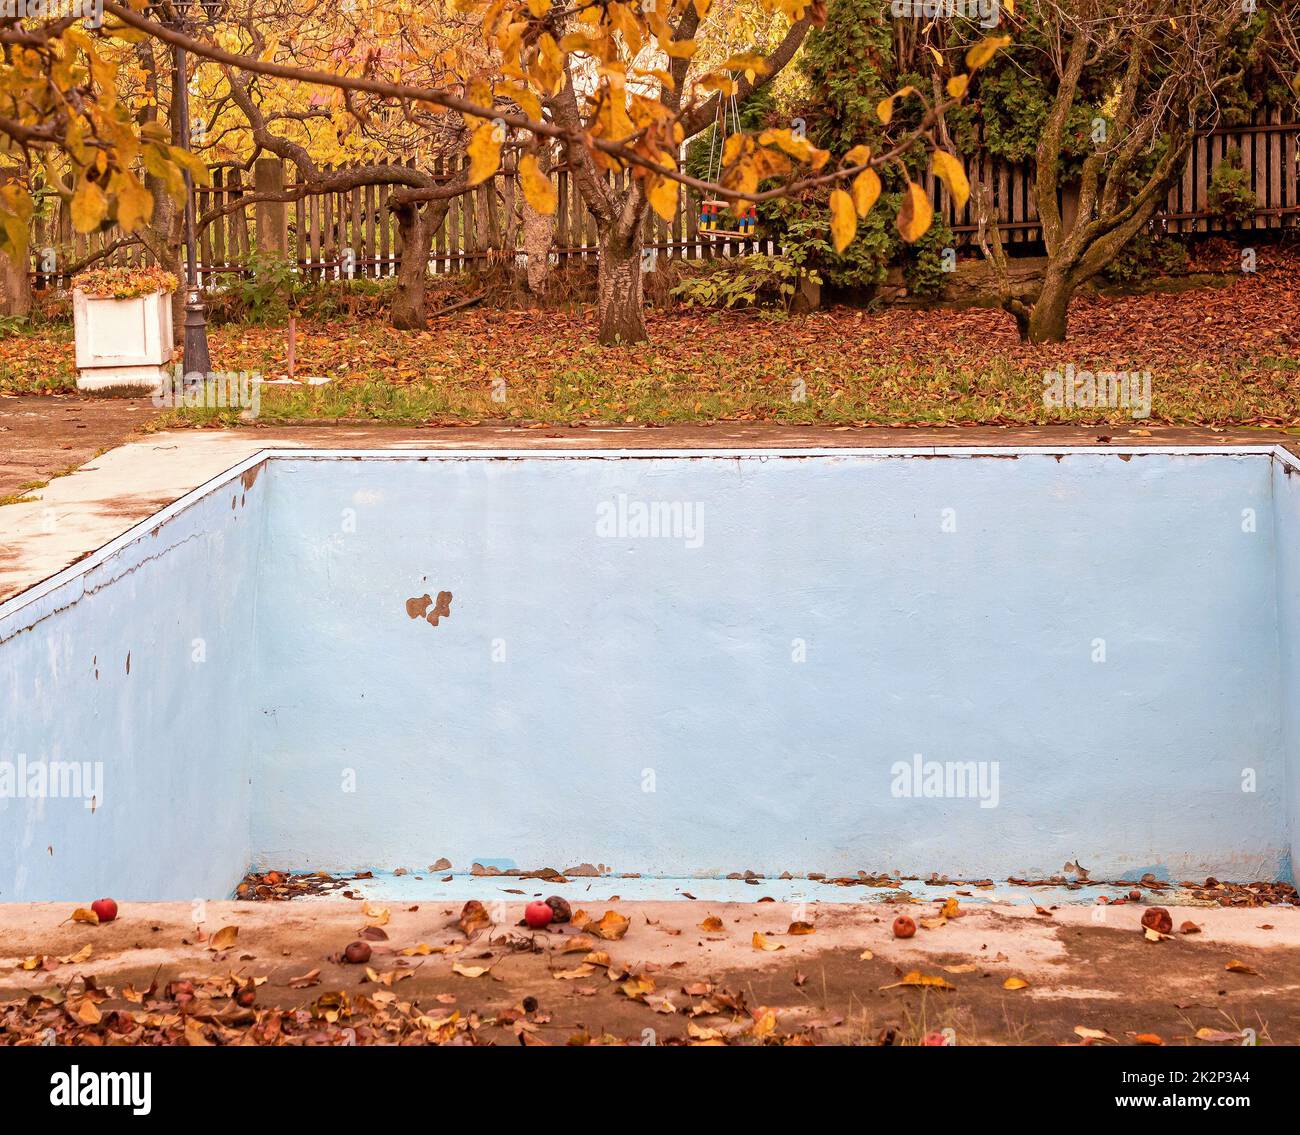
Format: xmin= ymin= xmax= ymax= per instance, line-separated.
xmin=1 ymin=898 xmax=1295 ymax=1046
xmin=0 ymin=395 xmax=157 ymax=499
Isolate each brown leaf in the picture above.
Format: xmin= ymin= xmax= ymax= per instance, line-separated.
xmin=208 ymin=925 xmax=238 ymax=951
xmin=587 ymin=911 xmax=630 ymax=941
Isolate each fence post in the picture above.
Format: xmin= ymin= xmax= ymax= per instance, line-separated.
xmin=254 ymin=157 xmax=287 ymax=260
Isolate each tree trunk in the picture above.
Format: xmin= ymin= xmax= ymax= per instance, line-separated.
xmin=0 ymin=248 xmax=31 ymax=319
xmin=596 ymin=225 xmax=647 ymax=346
xmin=391 ymin=201 xmax=433 ymax=330
xmin=1025 ymin=272 xmax=1072 ymax=343
xmin=522 ymin=199 xmax=554 ymax=294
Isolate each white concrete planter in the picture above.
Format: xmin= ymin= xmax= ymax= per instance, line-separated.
xmin=73 ymin=287 xmax=174 ymax=392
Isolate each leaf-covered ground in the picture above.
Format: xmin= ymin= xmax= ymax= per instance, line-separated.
xmin=2 ymin=257 xmax=1297 ymax=429
xmin=2 ymin=895 xmax=1297 ymax=1047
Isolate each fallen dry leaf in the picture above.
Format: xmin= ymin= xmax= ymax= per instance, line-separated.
xmin=587 ymin=911 xmax=631 ymax=941
xmin=208 ymin=925 xmax=238 ymax=951
xmin=881 ymin=971 xmax=955 ymax=991
xmin=752 ymin=931 xmax=785 ymax=952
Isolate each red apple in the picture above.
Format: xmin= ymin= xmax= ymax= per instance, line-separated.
xmin=892 ymin=915 xmax=916 ymax=939
xmin=90 ymin=898 xmax=118 ymax=923
xmin=524 ymin=901 xmax=553 ymax=929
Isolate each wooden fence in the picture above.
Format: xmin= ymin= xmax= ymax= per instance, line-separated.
xmin=26 ymin=109 xmax=1298 ymax=287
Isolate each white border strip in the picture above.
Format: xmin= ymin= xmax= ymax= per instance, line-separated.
xmin=1 ymin=443 xmax=1296 ymax=627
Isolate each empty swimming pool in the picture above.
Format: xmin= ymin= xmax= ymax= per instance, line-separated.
xmin=2 ymin=447 xmax=1298 ymax=901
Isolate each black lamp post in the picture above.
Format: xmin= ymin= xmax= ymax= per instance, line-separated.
xmin=169 ymin=1 xmax=222 ymax=379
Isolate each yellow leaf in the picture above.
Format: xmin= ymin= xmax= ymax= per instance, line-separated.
xmin=829 ymin=188 xmax=856 ymax=252
xmin=467 ymin=122 xmax=502 ymax=186
xmin=965 ymin=35 xmax=1012 ymax=71
xmin=931 ymin=150 xmax=970 ymax=210
xmin=115 ymin=172 xmax=154 ymax=233
xmin=518 ymin=154 xmax=556 ymax=215
xmin=858 ymin=949 xmax=874 ymax=960
xmin=700 ymin=916 xmax=724 ymax=932
xmin=750 ymin=1008 xmax=777 ymax=1038
xmin=620 ymin=974 xmax=656 ymax=999
xmin=849 ymin=168 xmax=881 ymax=220
xmin=452 ymin=962 xmax=491 ymax=977
xmin=71 ymin=907 xmax=99 ymax=925
xmin=946 ymin=74 xmax=969 ymax=99
xmin=208 ymin=925 xmax=238 ymax=950
xmin=1074 ymin=1025 xmax=1112 ymax=1041
xmin=876 ymin=85 xmax=915 ymax=126
xmin=843 ymin=144 xmax=871 ymax=166
xmin=647 ymin=172 xmax=680 ymax=223
xmin=752 ymin=931 xmax=785 ymax=951
xmin=1225 ymin=959 xmax=1259 ymax=975
xmin=553 ymin=963 xmax=597 ymax=979
xmin=787 ymin=921 xmax=815 ymax=935
xmin=70 ymin=179 xmax=108 ymax=233
xmin=881 ymin=970 xmax=956 ymax=991
xmin=588 ymin=911 xmax=630 ymax=940
xmin=525 ymin=0 xmax=550 ymax=13
xmin=1003 ymin=976 xmax=1029 ymax=990
xmin=896 ymin=180 xmax=933 ymax=243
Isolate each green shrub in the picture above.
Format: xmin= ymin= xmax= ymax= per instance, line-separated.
xmin=1208 ymin=146 xmax=1257 ymax=227
xmin=1103 ymin=231 xmax=1188 ymax=285
xmin=669 ymin=253 xmax=817 ymax=309
xmin=226 ymin=251 xmax=307 ymax=322
xmin=760 ymin=189 xmax=955 ymax=299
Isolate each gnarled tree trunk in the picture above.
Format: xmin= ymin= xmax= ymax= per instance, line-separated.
xmin=596 ymin=223 xmax=646 ymax=346
xmin=391 ymin=199 xmax=434 ymax=330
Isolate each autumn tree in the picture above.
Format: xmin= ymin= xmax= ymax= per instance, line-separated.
xmin=962 ymin=0 xmax=1260 ymax=343
xmin=3 ymin=0 xmax=1006 ymax=344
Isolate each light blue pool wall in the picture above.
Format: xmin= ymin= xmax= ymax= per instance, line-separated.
xmin=1 ymin=449 xmax=1297 ymax=901
xmin=250 ymin=451 xmax=1289 ymax=884
xmin=0 ymin=467 xmax=265 ymax=901
xmin=1275 ymin=460 xmax=1300 ymax=878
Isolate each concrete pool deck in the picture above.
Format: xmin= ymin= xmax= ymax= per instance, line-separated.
xmin=2 ymin=420 xmax=1298 ymax=603
xmin=1 ymin=897 xmax=1296 ymax=1045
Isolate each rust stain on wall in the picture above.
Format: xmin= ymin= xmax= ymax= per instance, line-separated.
xmin=405 ymin=590 xmax=454 ymax=627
